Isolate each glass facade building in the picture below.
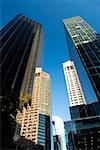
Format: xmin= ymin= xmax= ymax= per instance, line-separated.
xmin=64 ymin=115 xmax=100 ymax=149
xmin=0 ymin=15 xmax=43 ymax=149
xmin=70 ymin=102 xmax=100 ymax=120
xmin=63 ymin=16 xmax=100 ymax=102
xmin=64 ymin=101 xmax=100 ymax=149
xmin=0 ymin=14 xmax=43 ymax=98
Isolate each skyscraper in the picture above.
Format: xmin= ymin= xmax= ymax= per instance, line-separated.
xmin=0 ymin=15 xmax=43 ymax=149
xmin=16 ymin=67 xmax=51 ymax=150
xmin=63 ymin=60 xmax=86 ymax=106
xmin=1 ymin=14 xmax=43 ymax=98
xmin=63 ymin=16 xmax=100 ymax=102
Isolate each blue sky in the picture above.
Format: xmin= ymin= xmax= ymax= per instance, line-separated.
xmin=1 ymin=0 xmax=100 ymax=121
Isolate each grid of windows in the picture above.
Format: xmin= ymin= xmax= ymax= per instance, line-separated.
xmin=63 ymin=60 xmax=86 ymax=106
xmin=63 ymin=16 xmax=96 ymax=46
xmin=64 ymin=116 xmax=100 ymax=149
xmin=16 ymin=68 xmax=51 ymax=150
xmin=63 ymin=16 xmax=100 ymax=101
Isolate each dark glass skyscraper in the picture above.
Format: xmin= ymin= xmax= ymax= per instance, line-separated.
xmin=63 ymin=16 xmax=100 ymax=102
xmin=0 ymin=15 xmax=43 ymax=149
xmin=0 ymin=14 xmax=43 ymax=98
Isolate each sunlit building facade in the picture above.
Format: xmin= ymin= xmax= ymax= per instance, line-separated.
xmin=63 ymin=16 xmax=100 ymax=102
xmin=16 ymin=68 xmax=51 ymax=150
xmin=63 ymin=60 xmax=86 ymax=107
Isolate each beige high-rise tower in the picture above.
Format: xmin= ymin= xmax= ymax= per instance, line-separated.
xmin=16 ymin=67 xmax=51 ymax=149
xmin=63 ymin=60 xmax=86 ymax=107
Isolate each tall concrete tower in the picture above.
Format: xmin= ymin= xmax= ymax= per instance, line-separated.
xmin=63 ymin=60 xmax=86 ymax=107
xmin=16 ymin=68 xmax=51 ymax=150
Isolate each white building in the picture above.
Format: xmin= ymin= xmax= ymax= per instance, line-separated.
xmin=63 ymin=60 xmax=86 ymax=107
xmin=52 ymin=115 xmax=66 ymax=150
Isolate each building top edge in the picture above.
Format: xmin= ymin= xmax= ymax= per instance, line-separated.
xmin=63 ymin=16 xmax=81 ymax=22
xmin=62 ymin=60 xmax=73 ymax=66
xmin=35 ymin=67 xmax=50 ymax=77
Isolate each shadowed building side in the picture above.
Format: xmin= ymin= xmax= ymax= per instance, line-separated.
xmin=0 ymin=15 xmax=43 ymax=149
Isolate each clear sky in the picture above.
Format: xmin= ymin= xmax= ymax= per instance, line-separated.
xmin=1 ymin=0 xmax=100 ymax=121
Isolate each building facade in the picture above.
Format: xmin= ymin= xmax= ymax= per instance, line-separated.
xmin=63 ymin=60 xmax=86 ymax=107
xmin=16 ymin=68 xmax=51 ymax=150
xmin=63 ymin=17 xmax=100 ymax=149
xmin=52 ymin=116 xmax=66 ymax=150
xmin=64 ymin=115 xmax=100 ymax=150
xmin=63 ymin=16 xmax=100 ymax=102
xmin=0 ymin=15 xmax=43 ymax=149
xmin=1 ymin=14 xmax=43 ymax=98
xmin=64 ymin=101 xmax=100 ymax=150
xmin=70 ymin=101 xmax=100 ymax=120
xmin=53 ymin=135 xmax=62 ymax=150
